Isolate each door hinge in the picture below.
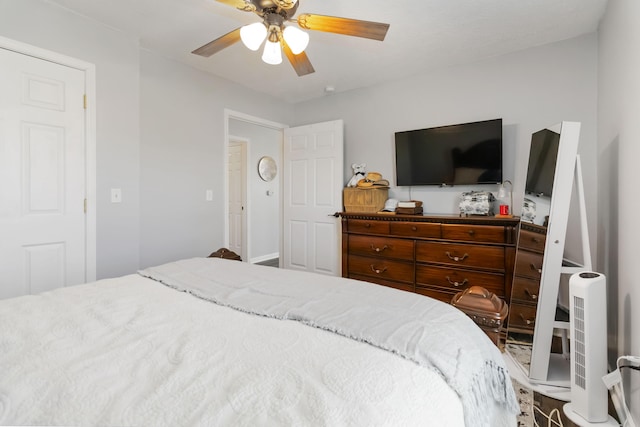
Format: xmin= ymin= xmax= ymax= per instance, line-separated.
xmin=83 ymin=94 xmax=87 ymax=109
xmin=84 ymin=198 xmax=87 ymax=213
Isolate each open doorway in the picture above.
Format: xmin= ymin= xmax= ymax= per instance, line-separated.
xmin=224 ymin=110 xmax=286 ymax=265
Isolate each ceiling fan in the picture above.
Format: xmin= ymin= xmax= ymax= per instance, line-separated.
xmin=192 ymin=0 xmax=390 ymax=76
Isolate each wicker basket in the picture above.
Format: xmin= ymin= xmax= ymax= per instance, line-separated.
xmin=343 ymin=187 xmax=388 ymax=213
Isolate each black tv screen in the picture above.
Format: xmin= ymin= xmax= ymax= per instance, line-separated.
xmin=395 ymin=119 xmax=503 ymax=186
xmin=525 ymin=128 xmax=560 ymax=197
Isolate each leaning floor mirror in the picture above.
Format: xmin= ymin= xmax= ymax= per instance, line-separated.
xmin=506 ymin=121 xmax=582 ymax=388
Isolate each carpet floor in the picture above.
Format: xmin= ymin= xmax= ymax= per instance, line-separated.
xmin=513 ymin=378 xmax=535 ymax=426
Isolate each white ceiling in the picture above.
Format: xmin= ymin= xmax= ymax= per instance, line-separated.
xmin=45 ymin=0 xmax=608 ymax=104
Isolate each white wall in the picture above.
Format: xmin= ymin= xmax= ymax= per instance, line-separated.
xmin=0 ymin=0 xmax=294 ymax=276
xmin=598 ymin=0 xmax=640 ymax=419
xmin=138 ymin=50 xmax=292 ymax=268
xmin=1 ymin=0 xmax=634 ymax=415
xmin=228 ymin=119 xmax=281 ymax=263
xmin=0 ymin=0 xmax=141 ymax=279
xmin=293 ymin=34 xmax=599 ymax=263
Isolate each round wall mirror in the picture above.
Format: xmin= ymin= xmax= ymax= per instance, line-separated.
xmin=258 ymin=156 xmax=277 ymax=182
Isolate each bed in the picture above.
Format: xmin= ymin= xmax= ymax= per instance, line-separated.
xmin=0 ymin=257 xmax=519 ymax=426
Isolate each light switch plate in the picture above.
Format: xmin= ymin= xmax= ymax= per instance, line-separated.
xmin=206 ymin=189 xmax=213 ymax=201
xmin=111 ymin=188 xmax=122 ymax=203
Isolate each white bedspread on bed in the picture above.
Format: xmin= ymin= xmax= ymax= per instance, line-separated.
xmin=0 ymin=258 xmax=517 ymax=426
xmin=140 ymin=258 xmax=519 ymax=427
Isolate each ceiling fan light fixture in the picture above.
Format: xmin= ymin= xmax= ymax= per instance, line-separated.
xmin=283 ymin=26 xmax=309 ymax=55
xmin=262 ymin=40 xmax=282 ymax=65
xmin=240 ymin=22 xmax=267 ymax=51
xmin=273 ymin=0 xmax=298 ymax=9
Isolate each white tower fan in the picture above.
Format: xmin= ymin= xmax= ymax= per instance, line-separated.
xmin=563 ymin=272 xmax=617 ymax=426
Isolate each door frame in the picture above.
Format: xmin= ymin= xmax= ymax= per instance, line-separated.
xmin=0 ymin=35 xmax=97 ymax=282
xmin=228 ymin=136 xmax=249 ymax=262
xmin=223 ymin=109 xmax=287 ymax=263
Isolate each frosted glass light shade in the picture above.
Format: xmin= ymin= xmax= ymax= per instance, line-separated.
xmin=240 ymin=22 xmax=267 ymax=51
xmin=283 ymin=26 xmax=309 ymax=54
xmin=262 ymin=40 xmax=282 ymax=65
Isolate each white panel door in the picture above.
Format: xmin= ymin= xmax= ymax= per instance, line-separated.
xmin=228 ymin=142 xmax=247 ymax=260
xmin=283 ymin=120 xmax=343 ymax=275
xmin=0 ymin=48 xmax=86 ymax=299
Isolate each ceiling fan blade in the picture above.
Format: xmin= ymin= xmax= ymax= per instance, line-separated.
xmin=215 ymin=0 xmax=255 ymax=12
xmin=282 ymin=41 xmax=315 ymax=76
xmin=192 ymin=28 xmax=242 ymax=57
xmin=297 ymin=14 xmax=389 ymax=41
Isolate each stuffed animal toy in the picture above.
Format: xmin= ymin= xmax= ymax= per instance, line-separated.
xmin=347 ymin=163 xmax=366 ymax=187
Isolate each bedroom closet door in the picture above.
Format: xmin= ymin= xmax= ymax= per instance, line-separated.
xmin=283 ymin=120 xmax=343 ymax=276
xmin=0 ymin=48 xmax=87 ymax=299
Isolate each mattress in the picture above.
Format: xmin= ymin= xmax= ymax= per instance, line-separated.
xmin=0 ymin=258 xmax=518 ymax=426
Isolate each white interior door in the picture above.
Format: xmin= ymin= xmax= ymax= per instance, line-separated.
xmin=283 ymin=120 xmax=343 ymax=275
xmin=228 ymin=141 xmax=247 ymax=261
xmin=0 ymin=48 xmax=87 ymax=299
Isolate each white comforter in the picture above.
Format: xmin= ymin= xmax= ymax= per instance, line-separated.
xmin=0 ymin=259 xmax=517 ymax=426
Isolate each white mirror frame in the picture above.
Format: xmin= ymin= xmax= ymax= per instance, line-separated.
xmin=528 ymin=121 xmax=581 ymax=384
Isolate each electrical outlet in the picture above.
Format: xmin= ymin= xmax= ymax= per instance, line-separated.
xmin=206 ymin=190 xmax=213 ymax=201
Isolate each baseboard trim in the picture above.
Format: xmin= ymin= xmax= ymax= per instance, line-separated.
xmin=250 ymin=252 xmax=279 ymax=264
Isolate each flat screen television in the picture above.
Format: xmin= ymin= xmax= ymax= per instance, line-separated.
xmin=395 ymin=118 xmax=503 ymax=186
xmin=525 ymin=128 xmax=560 ymax=197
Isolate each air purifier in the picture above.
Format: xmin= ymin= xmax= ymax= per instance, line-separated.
xmin=563 ymin=272 xmax=617 ymax=426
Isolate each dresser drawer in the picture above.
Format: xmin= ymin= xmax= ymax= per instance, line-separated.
xmin=509 ymin=302 xmax=537 ymax=331
xmin=348 ymin=255 xmax=414 ymax=284
xmin=348 ymin=235 xmax=414 ymax=260
xmin=347 ymin=219 xmax=390 ymax=235
xmin=414 ymin=286 xmax=456 ymax=304
xmin=441 ymin=224 xmax=506 ymax=243
xmin=415 ymin=241 xmax=505 ymax=270
xmin=389 ymin=221 xmax=441 ymax=238
xmin=349 ymin=273 xmax=415 ymax=293
xmin=511 ymin=276 xmax=540 ymax=304
xmin=415 ymin=265 xmax=505 ymax=297
xmin=514 ymin=250 xmax=544 ymax=280
xmin=518 ymin=228 xmax=546 ymax=253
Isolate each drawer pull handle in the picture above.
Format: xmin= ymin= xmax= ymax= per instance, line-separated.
xmin=524 ymin=288 xmax=538 ymax=301
xmin=467 ymin=230 xmax=475 ymax=236
xmin=519 ymin=313 xmax=535 ymax=325
xmin=411 ymin=226 xmax=417 ymax=231
xmin=364 ymin=223 xmax=371 ymax=228
xmin=370 ymin=265 xmax=387 ymax=274
xmin=445 ymin=276 xmax=468 ymax=287
xmin=529 ymin=263 xmax=542 ymax=274
xmin=370 ymin=244 xmax=388 ymax=253
xmin=532 ymin=237 xmax=541 ymax=243
xmin=445 ymin=251 xmax=469 ymax=262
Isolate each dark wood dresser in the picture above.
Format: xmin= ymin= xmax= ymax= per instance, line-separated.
xmin=507 ymin=222 xmax=546 ymax=334
xmin=339 ymin=213 xmax=519 ymax=305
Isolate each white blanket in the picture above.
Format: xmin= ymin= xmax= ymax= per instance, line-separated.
xmin=139 ymin=258 xmax=519 ymax=426
xmin=0 ymin=258 xmax=517 ymax=426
